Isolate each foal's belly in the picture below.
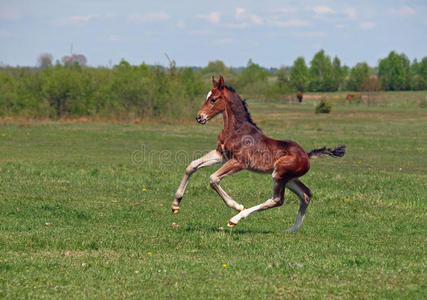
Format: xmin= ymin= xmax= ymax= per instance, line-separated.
xmin=247 ymin=167 xmax=274 ymax=174
xmin=242 ymin=152 xmax=276 ymax=173
xmin=239 ymin=147 xmax=310 ymax=177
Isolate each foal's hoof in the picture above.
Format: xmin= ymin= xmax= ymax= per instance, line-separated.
xmin=227 ymin=221 xmax=236 ymax=228
xmin=283 ymin=226 xmax=300 ymax=232
xmin=172 ymin=208 xmax=180 ymax=214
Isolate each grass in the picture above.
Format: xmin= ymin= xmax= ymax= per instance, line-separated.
xmin=0 ymin=92 xmax=426 ymax=298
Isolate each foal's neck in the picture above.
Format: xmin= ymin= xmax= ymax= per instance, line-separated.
xmin=223 ymin=90 xmax=258 ymax=133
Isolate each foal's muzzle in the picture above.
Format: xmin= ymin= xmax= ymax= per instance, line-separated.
xmin=196 ymin=115 xmax=207 ymax=125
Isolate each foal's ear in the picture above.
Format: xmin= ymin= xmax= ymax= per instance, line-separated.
xmin=211 ymin=76 xmax=218 ymax=88
xmin=218 ymin=75 xmax=225 ymax=90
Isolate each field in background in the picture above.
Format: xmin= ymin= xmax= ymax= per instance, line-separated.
xmin=0 ymin=93 xmax=426 ymax=298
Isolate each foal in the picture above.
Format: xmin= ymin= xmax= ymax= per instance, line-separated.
xmin=172 ymin=76 xmax=345 ymax=231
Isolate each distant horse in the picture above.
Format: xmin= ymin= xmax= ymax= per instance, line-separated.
xmin=346 ymin=93 xmax=361 ymax=100
xmin=297 ymin=91 xmax=303 ymax=103
xmin=172 ymin=76 xmax=346 ymax=231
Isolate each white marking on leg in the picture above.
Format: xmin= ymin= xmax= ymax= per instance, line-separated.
xmin=285 ymin=210 xmax=305 ymax=232
xmin=172 ymin=150 xmax=223 ymax=210
xmin=209 ymin=173 xmax=244 ymax=211
xmin=230 ymin=199 xmax=276 ymax=224
xmin=229 ymin=178 xmax=285 ymax=226
xmin=208 ymin=160 xmax=245 ymax=212
xmin=284 ymin=179 xmax=311 ymax=232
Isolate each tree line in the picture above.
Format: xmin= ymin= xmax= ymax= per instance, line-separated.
xmin=0 ymin=50 xmax=425 ymax=120
xmin=0 ymin=59 xmax=207 ymax=120
xmin=288 ymin=50 xmax=427 ymax=92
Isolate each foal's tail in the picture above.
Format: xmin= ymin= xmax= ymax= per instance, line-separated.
xmin=307 ymin=145 xmax=346 ymax=159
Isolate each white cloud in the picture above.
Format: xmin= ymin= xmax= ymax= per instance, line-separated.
xmin=128 ymin=12 xmax=170 ymax=23
xmin=68 ymin=15 xmax=100 ymax=22
xmin=250 ymin=14 xmax=263 ymax=25
xmin=234 ymin=8 xmax=263 ymax=26
xmin=54 ymin=14 xmax=100 ymax=26
xmin=274 ymin=19 xmax=309 ymax=27
xmin=54 ymin=13 xmax=116 ymax=26
xmin=277 ymin=7 xmax=297 ymax=14
xmin=359 ymin=22 xmax=376 ymax=30
xmin=311 ymin=5 xmax=335 ymax=15
xmin=390 ymin=6 xmax=415 ymax=16
xmin=292 ymin=31 xmax=326 ymax=38
xmin=235 ymin=8 xmax=246 ymax=19
xmin=197 ymin=11 xmax=221 ymax=24
xmin=187 ymin=29 xmax=215 ymax=36
xmin=345 ymin=8 xmax=357 ymax=20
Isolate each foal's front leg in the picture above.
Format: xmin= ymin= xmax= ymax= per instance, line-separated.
xmin=172 ymin=150 xmax=224 ymax=213
xmin=209 ymin=159 xmax=245 ymax=211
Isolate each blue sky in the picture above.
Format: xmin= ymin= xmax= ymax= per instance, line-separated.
xmin=0 ymin=0 xmax=426 ymax=68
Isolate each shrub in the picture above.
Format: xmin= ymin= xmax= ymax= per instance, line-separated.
xmin=315 ymin=99 xmax=332 ymax=114
xmin=0 ymin=61 xmax=208 ymax=121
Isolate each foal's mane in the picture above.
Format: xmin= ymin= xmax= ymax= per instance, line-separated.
xmin=225 ymin=85 xmax=262 ymax=131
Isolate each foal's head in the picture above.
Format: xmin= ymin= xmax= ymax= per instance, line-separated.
xmin=196 ymin=76 xmax=227 ymax=125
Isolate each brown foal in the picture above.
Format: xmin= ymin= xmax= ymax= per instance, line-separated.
xmin=172 ymin=76 xmax=346 ymax=231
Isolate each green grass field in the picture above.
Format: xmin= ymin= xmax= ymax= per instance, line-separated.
xmin=1 ymin=93 xmax=426 ymax=299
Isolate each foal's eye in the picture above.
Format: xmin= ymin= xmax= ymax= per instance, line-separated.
xmin=210 ymin=98 xmax=218 ymax=104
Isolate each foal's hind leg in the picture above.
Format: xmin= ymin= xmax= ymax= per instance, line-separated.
xmin=172 ymin=150 xmax=223 ymax=213
xmin=228 ymin=178 xmax=287 ymax=227
xmin=284 ymin=179 xmax=312 ymax=232
xmin=209 ymin=159 xmax=245 ymax=211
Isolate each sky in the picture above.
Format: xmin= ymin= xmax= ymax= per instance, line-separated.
xmin=0 ymin=0 xmax=426 ymax=68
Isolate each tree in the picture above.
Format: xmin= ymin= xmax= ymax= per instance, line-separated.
xmin=203 ymin=60 xmax=228 ymax=75
xmin=418 ymin=57 xmax=427 ymax=89
xmin=359 ymin=76 xmax=383 ymax=105
xmin=201 ymin=60 xmax=237 ymax=85
xmin=410 ymin=59 xmax=419 ymax=75
xmin=236 ymin=59 xmax=268 ymax=98
xmin=378 ymin=51 xmax=411 ymax=90
xmin=308 ymin=50 xmax=336 ymax=91
xmin=411 ymin=57 xmax=427 ymax=90
xmin=61 ymin=54 xmax=88 ymax=67
xmin=290 ymin=57 xmax=308 ymax=92
xmin=266 ymin=67 xmax=291 ymax=102
xmin=237 ymin=59 xmax=268 ymax=86
xmin=332 ymin=56 xmax=344 ymax=90
xmin=276 ymin=66 xmax=290 ymax=87
xmin=37 ymin=53 xmax=53 ymax=68
xmin=348 ymin=62 xmax=370 ymax=91
xmin=342 ymin=65 xmax=350 ymax=77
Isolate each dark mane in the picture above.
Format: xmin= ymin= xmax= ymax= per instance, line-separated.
xmin=225 ymin=85 xmax=262 ymax=131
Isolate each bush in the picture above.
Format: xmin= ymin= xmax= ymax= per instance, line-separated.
xmin=0 ymin=61 xmax=207 ymax=121
xmin=315 ymin=99 xmax=332 ymax=114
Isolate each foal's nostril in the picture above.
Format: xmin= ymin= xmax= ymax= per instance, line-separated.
xmin=195 ymin=114 xmax=208 ymax=124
